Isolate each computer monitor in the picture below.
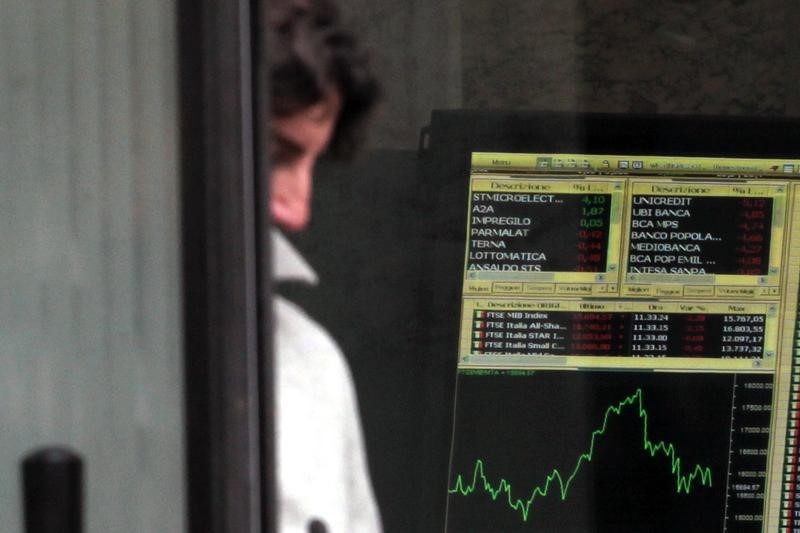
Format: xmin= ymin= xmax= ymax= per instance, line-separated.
xmin=422 ymin=112 xmax=800 ymax=533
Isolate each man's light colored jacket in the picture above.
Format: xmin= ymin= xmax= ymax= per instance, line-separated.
xmin=273 ymin=231 xmax=382 ymax=533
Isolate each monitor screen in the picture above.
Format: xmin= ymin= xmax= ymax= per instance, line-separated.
xmin=443 ymin=150 xmax=800 ymax=532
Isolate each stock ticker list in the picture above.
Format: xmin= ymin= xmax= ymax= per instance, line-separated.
xmin=463 ymin=182 xmax=778 ymax=359
xmin=467 ymin=192 xmax=611 ymax=273
xmin=627 ymin=194 xmax=772 ymax=276
xmin=471 ymin=309 xmax=766 ymax=358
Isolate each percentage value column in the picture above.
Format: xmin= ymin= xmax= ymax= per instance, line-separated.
xmin=577 ymin=195 xmax=609 ymax=272
xmin=735 ymin=198 xmax=772 ymax=276
xmin=679 ymin=314 xmax=710 ymax=357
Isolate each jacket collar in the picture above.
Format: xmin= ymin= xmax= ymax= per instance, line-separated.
xmin=271 ymin=229 xmax=319 ymax=285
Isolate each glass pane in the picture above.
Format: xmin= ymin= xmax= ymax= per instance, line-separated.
xmin=0 ymin=1 xmax=183 ymax=531
xmin=279 ymin=2 xmax=800 ymax=533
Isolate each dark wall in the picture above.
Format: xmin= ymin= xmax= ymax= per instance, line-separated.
xmin=341 ymin=0 xmax=800 ymax=151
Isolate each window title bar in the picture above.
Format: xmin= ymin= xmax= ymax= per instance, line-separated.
xmin=471 ymin=153 xmax=800 ymax=176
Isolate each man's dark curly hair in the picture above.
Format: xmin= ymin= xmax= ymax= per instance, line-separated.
xmin=266 ymin=0 xmax=379 ymax=158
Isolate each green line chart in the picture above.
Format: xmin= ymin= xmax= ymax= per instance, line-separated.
xmin=448 ymin=388 xmax=714 ymax=523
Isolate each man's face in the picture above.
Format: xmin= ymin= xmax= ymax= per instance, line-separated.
xmin=269 ymin=91 xmax=341 ymax=232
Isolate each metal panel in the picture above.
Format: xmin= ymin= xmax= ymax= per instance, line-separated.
xmin=179 ymin=0 xmax=275 ymax=530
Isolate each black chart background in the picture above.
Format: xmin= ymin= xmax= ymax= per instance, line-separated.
xmin=445 ymin=370 xmax=737 ymax=533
